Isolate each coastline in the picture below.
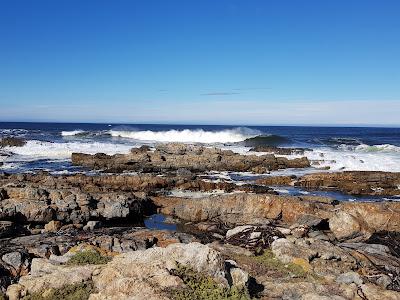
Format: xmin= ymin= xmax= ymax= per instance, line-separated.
xmin=1 ymin=141 xmax=399 ymax=299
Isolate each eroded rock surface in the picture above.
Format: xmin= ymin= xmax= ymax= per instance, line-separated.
xmin=71 ymin=143 xmax=310 ymax=173
xmin=296 ymin=171 xmax=400 ymax=196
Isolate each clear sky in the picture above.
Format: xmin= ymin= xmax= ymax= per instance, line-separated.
xmin=0 ymin=0 xmax=399 ymax=125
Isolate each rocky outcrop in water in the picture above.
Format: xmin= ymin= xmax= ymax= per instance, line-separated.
xmin=71 ymin=143 xmax=310 ymax=173
xmin=0 ymin=138 xmax=26 ymax=148
xmin=249 ymin=146 xmax=312 ymax=155
xmin=295 ymin=171 xmax=400 ymax=196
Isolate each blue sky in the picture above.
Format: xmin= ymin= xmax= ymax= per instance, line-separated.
xmin=0 ymin=0 xmax=399 ymax=125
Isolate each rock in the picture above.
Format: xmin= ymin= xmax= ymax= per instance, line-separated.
xmin=301 ymin=293 xmax=346 ymax=300
xmin=229 ymin=267 xmax=249 ymax=288
xmin=358 ymin=283 xmax=400 ymax=300
xmin=271 ymin=238 xmax=315 ymax=264
xmin=0 ymin=221 xmax=17 ymax=238
xmin=83 ymin=221 xmax=102 ymax=231
xmin=7 ymin=258 xmax=101 ymax=297
xmin=44 ymin=220 xmax=62 ymax=233
xmin=336 ymin=271 xmax=363 ymax=285
xmin=0 ymin=137 xmax=26 ymax=148
xmin=255 ymin=175 xmax=295 ymax=186
xmin=1 ymin=250 xmax=30 ymax=277
xmin=294 ymin=214 xmax=327 ymax=228
xmin=71 ymin=143 xmax=310 ymax=173
xmin=291 ymin=225 xmax=309 ymax=238
xmin=296 ymin=171 xmax=400 ymax=196
xmin=376 ymin=274 xmax=392 ymax=289
xmin=154 ymin=192 xmax=400 ymax=235
xmin=90 ymin=242 xmax=228 ymax=299
xmin=249 ymin=146 xmax=311 ymax=155
xmin=6 ymin=283 xmax=24 ymax=300
xmin=329 ymin=211 xmax=371 ymax=242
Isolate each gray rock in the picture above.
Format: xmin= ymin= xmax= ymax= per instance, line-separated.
xmin=376 ymin=274 xmax=392 ymax=289
xmin=336 ymin=271 xmax=363 ymax=285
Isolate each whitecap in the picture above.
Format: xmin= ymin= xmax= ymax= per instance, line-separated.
xmin=109 ymin=127 xmax=260 ymax=143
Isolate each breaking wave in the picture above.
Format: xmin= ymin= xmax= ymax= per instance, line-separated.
xmin=3 ymin=140 xmax=133 ymax=160
xmin=109 ymin=127 xmax=260 ymax=143
xmin=61 ymin=130 xmax=85 ymax=136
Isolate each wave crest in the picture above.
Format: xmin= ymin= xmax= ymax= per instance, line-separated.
xmin=61 ymin=130 xmax=85 ymax=136
xmin=355 ymin=144 xmax=400 ymax=153
xmin=109 ymin=127 xmax=260 ymax=143
xmin=243 ymin=135 xmax=290 ymax=147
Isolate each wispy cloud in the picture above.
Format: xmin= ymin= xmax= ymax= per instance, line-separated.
xmin=232 ymin=87 xmax=271 ymax=91
xmin=200 ymin=92 xmax=241 ymax=96
xmin=200 ymin=87 xmax=271 ymax=96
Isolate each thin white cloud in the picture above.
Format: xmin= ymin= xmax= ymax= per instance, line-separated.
xmin=0 ymin=100 xmax=399 ymax=126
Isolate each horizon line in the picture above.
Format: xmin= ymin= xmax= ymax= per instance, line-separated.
xmin=0 ymin=120 xmax=399 ymax=129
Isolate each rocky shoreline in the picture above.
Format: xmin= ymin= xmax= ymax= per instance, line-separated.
xmin=0 ymin=143 xmax=399 ymax=299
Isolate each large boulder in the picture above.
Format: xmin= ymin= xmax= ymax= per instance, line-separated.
xmin=329 ymin=211 xmax=372 ymax=242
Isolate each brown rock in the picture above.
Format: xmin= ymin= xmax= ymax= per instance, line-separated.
xmin=44 ymin=221 xmax=62 ymax=233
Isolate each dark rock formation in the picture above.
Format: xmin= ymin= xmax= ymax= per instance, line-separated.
xmin=0 ymin=137 xmax=26 ymax=148
xmin=295 ymin=171 xmax=400 ymax=196
xmin=71 ymin=143 xmax=310 ymax=173
xmin=249 ymin=146 xmax=312 ymax=155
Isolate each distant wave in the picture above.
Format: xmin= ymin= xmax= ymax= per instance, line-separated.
xmin=61 ymin=130 xmax=85 ymax=136
xmin=61 ymin=130 xmax=110 ymax=138
xmin=109 ymin=127 xmax=260 ymax=143
xmin=242 ymin=135 xmax=290 ymax=147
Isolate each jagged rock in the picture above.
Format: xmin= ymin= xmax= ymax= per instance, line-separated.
xmin=249 ymin=146 xmax=311 ymax=155
xmin=153 ymin=193 xmax=400 ymax=234
xmin=3 ymin=227 xmax=197 ymax=260
xmin=255 ymin=175 xmax=296 ymax=186
xmin=296 ymin=171 xmax=400 ymax=196
xmin=44 ymin=221 xmax=62 ymax=233
xmin=71 ymin=143 xmax=310 ymax=173
xmin=90 ymin=243 xmax=229 ymax=300
xmin=7 ymin=258 xmax=101 ymax=298
xmin=1 ymin=250 xmax=31 ymax=277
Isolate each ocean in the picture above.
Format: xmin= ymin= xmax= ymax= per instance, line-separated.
xmin=0 ymin=122 xmax=400 ymax=174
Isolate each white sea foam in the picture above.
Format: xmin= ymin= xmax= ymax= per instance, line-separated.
xmin=354 ymin=144 xmax=400 ymax=153
xmin=303 ymin=146 xmax=400 ymax=172
xmin=109 ymin=127 xmax=260 ymax=143
xmin=3 ymin=140 xmax=133 ymax=160
xmin=61 ymin=130 xmax=85 ymax=136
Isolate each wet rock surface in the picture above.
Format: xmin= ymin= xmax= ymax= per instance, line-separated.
xmin=295 ymin=171 xmax=400 ymax=196
xmin=249 ymin=145 xmax=312 ymax=155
